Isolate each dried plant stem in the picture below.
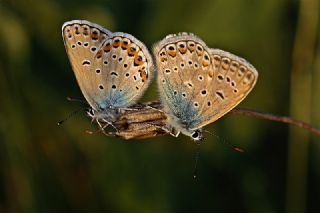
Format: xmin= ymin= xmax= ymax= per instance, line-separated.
xmin=230 ymin=108 xmax=320 ymax=136
xmin=111 ymin=101 xmax=320 ymax=139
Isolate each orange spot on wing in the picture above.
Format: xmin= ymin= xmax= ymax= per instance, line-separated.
xmin=91 ymin=31 xmax=99 ymax=40
xmin=121 ymin=41 xmax=129 ymax=49
xmin=128 ymin=45 xmax=137 ymax=56
xmin=167 ymin=50 xmax=176 ymax=57
xmin=139 ymin=69 xmax=148 ymax=81
xmin=104 ymin=43 xmax=112 ymax=52
xmin=82 ymin=26 xmax=89 ymax=36
xmin=134 ymin=54 xmax=144 ymax=66
xmin=208 ymin=70 xmax=214 ymax=78
xmin=74 ymin=26 xmax=80 ymax=35
xmin=187 ymin=42 xmax=196 ymax=52
xmin=213 ymin=55 xmax=221 ymax=65
xmin=178 ymin=46 xmax=187 ymax=54
xmin=160 ymin=56 xmax=167 ymax=62
xmin=113 ymin=40 xmax=120 ymax=47
xmin=202 ymin=60 xmax=210 ymax=67
xmin=96 ymin=50 xmax=104 ymax=58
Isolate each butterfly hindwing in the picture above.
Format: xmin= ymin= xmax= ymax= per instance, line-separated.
xmin=90 ymin=32 xmax=154 ymax=109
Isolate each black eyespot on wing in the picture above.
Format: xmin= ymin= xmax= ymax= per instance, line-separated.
xmin=82 ymin=60 xmax=91 ymax=65
xmin=216 ymin=91 xmax=225 ymax=99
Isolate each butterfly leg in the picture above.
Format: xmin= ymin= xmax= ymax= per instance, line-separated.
xmin=161 ymin=125 xmax=180 ymax=137
xmin=86 ymin=119 xmax=114 ymax=137
xmin=85 ymin=119 xmax=108 ymax=135
xmin=98 ymin=118 xmax=119 ymax=134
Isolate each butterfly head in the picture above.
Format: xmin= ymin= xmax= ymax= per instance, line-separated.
xmin=190 ymin=129 xmax=205 ymax=142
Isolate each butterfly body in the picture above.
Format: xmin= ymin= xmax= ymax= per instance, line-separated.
xmin=153 ymin=33 xmax=258 ymax=141
xmin=62 ymin=20 xmax=154 ymax=127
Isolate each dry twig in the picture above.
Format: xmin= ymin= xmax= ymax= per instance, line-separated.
xmin=109 ymin=101 xmax=320 ymax=139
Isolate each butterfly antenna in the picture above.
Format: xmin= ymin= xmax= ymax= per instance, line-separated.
xmin=193 ymin=142 xmax=202 ymax=180
xmin=57 ymin=107 xmax=87 ymax=126
xmin=66 ymin=96 xmax=87 ymax=105
xmin=204 ymin=130 xmax=244 ymax=153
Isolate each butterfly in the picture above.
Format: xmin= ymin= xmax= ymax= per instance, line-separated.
xmin=153 ymin=33 xmax=258 ymax=141
xmin=62 ymin=20 xmax=154 ymax=131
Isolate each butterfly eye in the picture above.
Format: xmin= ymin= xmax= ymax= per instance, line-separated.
xmin=191 ymin=130 xmax=203 ymax=141
xmin=191 ymin=131 xmax=198 ymax=138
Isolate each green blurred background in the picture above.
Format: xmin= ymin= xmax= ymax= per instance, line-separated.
xmin=1 ymin=0 xmax=320 ymax=212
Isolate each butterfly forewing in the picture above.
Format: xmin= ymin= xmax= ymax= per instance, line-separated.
xmin=62 ymin=20 xmax=112 ymax=110
xmin=154 ymin=34 xmax=212 ymax=130
xmin=62 ymin=20 xmax=154 ymax=111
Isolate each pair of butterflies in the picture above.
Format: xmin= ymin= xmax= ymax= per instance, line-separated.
xmin=62 ymin=20 xmax=258 ymax=141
